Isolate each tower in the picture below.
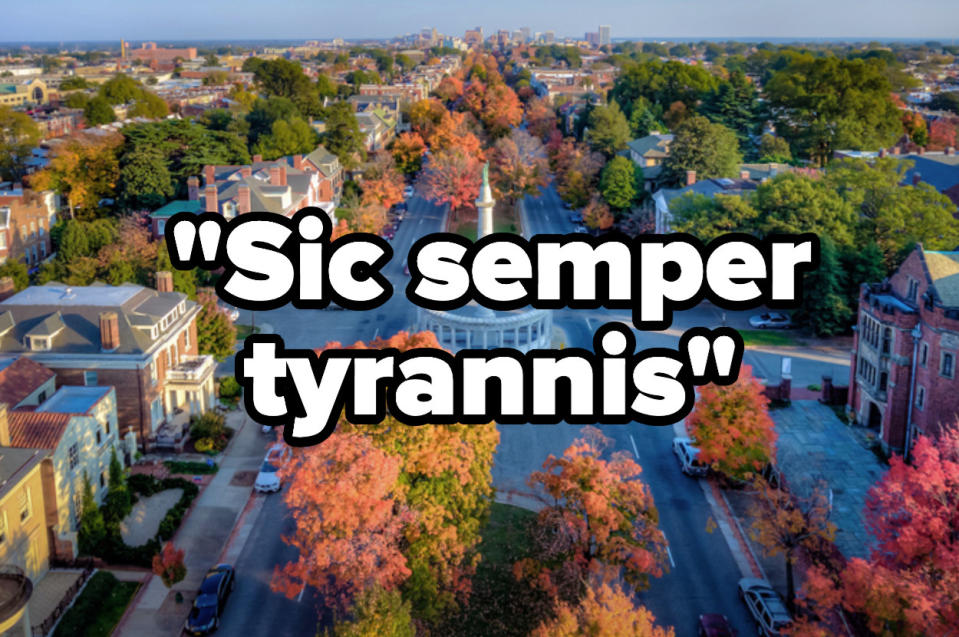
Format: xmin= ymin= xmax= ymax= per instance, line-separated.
xmin=475 ymin=162 xmax=494 ymax=239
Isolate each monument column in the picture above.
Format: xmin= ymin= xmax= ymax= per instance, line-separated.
xmin=475 ymin=162 xmax=495 ymax=239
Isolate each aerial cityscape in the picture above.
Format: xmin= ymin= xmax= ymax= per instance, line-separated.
xmin=0 ymin=2 xmax=958 ymax=636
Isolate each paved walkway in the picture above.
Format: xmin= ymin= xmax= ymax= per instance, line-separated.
xmin=29 ymin=569 xmax=84 ymax=632
xmin=120 ymin=489 xmax=183 ymax=546
xmin=772 ymin=400 xmax=886 ymax=558
xmin=116 ymin=406 xmax=264 ymax=637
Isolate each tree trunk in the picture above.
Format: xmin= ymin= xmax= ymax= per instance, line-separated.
xmin=785 ymin=553 xmax=795 ymax=613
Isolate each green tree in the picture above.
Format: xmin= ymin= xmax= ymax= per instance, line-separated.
xmin=117 ymin=146 xmax=173 ymax=210
xmin=757 ymin=134 xmax=792 ymax=163
xmin=628 ymin=98 xmax=665 ymax=138
xmin=754 ymin=172 xmax=857 ymax=246
xmin=330 ymin=587 xmax=415 ymax=637
xmin=84 ymin=96 xmax=116 ymax=126
xmin=663 ymin=114 xmax=742 ymax=185
xmin=670 ymin=192 xmax=760 ymax=241
xmin=321 ymin=102 xmax=366 ymax=169
xmin=103 ymin=446 xmax=131 ymax=522
xmin=599 ymin=156 xmax=638 ymax=210
xmin=63 ymin=92 xmax=89 ymax=109
xmin=0 ymin=105 xmax=42 ymax=181
xmin=253 ymin=118 xmax=316 ymax=160
xmin=51 ymin=218 xmax=117 ymax=262
xmin=611 ymin=59 xmax=719 ymax=114
xmin=128 ymin=91 xmax=169 ymax=119
xmin=196 ymin=290 xmax=236 ymax=361
xmin=0 ymin=261 xmax=29 ymax=291
xmin=156 ymin=242 xmax=197 ymax=298
xmin=77 ymin=473 xmax=106 ymax=556
xmin=584 ymin=101 xmax=631 ymax=157
xmin=699 ymin=71 xmax=759 ymax=150
xmin=99 ymin=74 xmax=143 ymax=105
xmin=796 ymin=235 xmax=851 ymax=336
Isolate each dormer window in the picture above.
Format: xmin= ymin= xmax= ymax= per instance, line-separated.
xmin=151 ymin=326 xmax=158 ymax=339
xmin=29 ymin=336 xmax=50 ymax=351
xmin=178 ymin=301 xmax=186 ymax=313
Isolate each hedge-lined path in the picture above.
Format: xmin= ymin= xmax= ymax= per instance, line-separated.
xmin=119 ymin=489 xmax=184 ymax=546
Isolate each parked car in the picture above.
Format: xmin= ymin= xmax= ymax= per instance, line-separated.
xmin=261 ymin=424 xmax=272 ymax=435
xmin=403 ymin=185 xmax=415 ymax=198
xmin=748 ymin=312 xmax=793 ymax=329
xmin=255 ymin=444 xmax=290 ymax=493
xmin=672 ymin=437 xmax=708 ymax=477
xmin=738 ymin=578 xmax=792 ymax=636
xmin=698 ymin=613 xmax=736 ymax=637
xmin=184 ymin=564 xmax=235 ymax=634
xmin=569 ymin=212 xmax=583 ymax=224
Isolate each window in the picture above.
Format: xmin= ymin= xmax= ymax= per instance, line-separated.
xmin=879 ymin=372 xmax=888 ymax=392
xmin=165 ymin=348 xmax=172 ymax=367
xmin=72 ymin=490 xmax=82 ymax=530
xmin=18 ymin=488 xmax=31 ymax=522
xmin=157 ymin=219 xmax=166 ymax=235
xmin=916 ymin=385 xmax=926 ymax=410
xmin=149 ymin=360 xmax=157 ymax=386
xmin=150 ymin=397 xmax=163 ymax=427
xmin=68 ymin=443 xmax=79 ymax=470
xmin=37 ymin=390 xmax=46 ymax=403
xmin=942 ymin=353 xmax=954 ymax=378
xmin=920 ymin=342 xmax=929 ymax=367
xmin=29 ymin=337 xmax=49 ymax=351
xmin=0 ymin=233 xmax=6 ymax=249
xmin=96 ymin=428 xmax=102 ymax=445
xmin=40 ymin=243 xmax=46 ymax=258
xmin=99 ymin=471 xmax=106 ymax=488
xmin=881 ymin=328 xmax=892 ymax=355
xmin=104 ymin=418 xmax=110 ymax=436
xmin=907 ymin=278 xmax=919 ymax=302
xmin=29 ymin=221 xmax=35 ymax=238
xmin=84 ymin=370 xmax=97 ymax=386
xmin=183 ymin=328 xmax=190 ymax=351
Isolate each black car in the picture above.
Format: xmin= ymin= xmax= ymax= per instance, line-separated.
xmin=184 ymin=564 xmax=235 ymax=634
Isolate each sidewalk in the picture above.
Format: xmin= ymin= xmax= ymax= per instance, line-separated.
xmin=116 ymin=406 xmax=265 ymax=637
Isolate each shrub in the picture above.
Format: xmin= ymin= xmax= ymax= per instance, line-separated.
xmin=194 ymin=437 xmax=213 ymax=453
xmin=164 ymin=460 xmax=218 ymax=475
xmin=218 ymin=376 xmax=241 ymax=400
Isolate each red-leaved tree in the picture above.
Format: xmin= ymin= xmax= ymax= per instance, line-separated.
xmin=152 ymin=542 xmax=187 ymax=588
xmin=422 ymin=149 xmax=483 ymax=213
xmin=531 ymin=581 xmax=675 ymax=637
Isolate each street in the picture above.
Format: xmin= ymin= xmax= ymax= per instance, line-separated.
xmin=219 ymin=183 xmax=849 ymax=637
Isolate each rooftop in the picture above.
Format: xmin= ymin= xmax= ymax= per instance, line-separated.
xmin=0 ymin=448 xmax=45 ymax=499
xmin=36 ymin=386 xmax=111 ymax=416
xmin=0 ymin=357 xmax=55 ymax=408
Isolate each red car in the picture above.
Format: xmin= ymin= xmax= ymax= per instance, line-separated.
xmin=699 ymin=614 xmax=736 ymax=637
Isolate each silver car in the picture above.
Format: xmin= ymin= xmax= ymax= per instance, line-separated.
xmin=748 ymin=312 xmax=793 ymax=329
xmin=672 ymin=437 xmax=708 ymax=477
xmin=738 ymin=578 xmax=792 ymax=636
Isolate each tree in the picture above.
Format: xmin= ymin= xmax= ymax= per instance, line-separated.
xmin=462 ymin=80 xmax=523 ymax=138
xmin=0 ymin=105 xmax=41 ymax=181
xmin=422 ymin=150 xmax=483 ymax=212
xmin=127 ymin=91 xmax=169 ymax=119
xmin=273 ymin=433 xmax=411 ymax=613
xmin=117 ymin=146 xmax=173 ymax=210
xmin=407 ymin=98 xmax=447 ymax=141
xmin=663 ymin=115 xmax=742 ymax=185
xmin=599 ymin=156 xmax=638 ymax=210
xmin=433 ymin=76 xmax=463 ymax=105
xmin=77 ymin=473 xmax=106 ymax=556
xmin=98 ymin=74 xmax=143 ymax=105
xmin=321 ymin=102 xmax=366 ymax=169
xmin=748 ymin=480 xmax=835 ymax=611
xmin=428 ymin=111 xmax=482 ymax=157
xmin=95 ymin=214 xmax=158 ymax=286
xmin=928 ymin=117 xmax=957 ymax=150
xmin=581 ymin=196 xmax=614 ymax=230
xmin=29 ymin=132 xmax=121 ymax=219
xmin=685 ymin=365 xmax=777 ymax=482
xmin=929 ymin=91 xmax=959 ymax=115
xmin=763 ymin=56 xmax=901 ymax=163
xmin=196 ymin=290 xmax=236 ymax=361
xmin=361 ymin=153 xmax=405 ymax=210
xmin=0 ymin=261 xmax=29 ymax=291
xmin=152 ymin=542 xmax=187 ymax=588
xmin=330 ymin=586 xmax=415 ymax=637
xmin=627 ymin=98 xmax=665 ymax=138
xmin=526 ymin=98 xmax=558 ymax=141
xmin=611 ymin=60 xmax=719 ymax=114
xmin=84 ymin=96 xmax=116 ymax=126
xmin=699 ymin=71 xmax=759 ymax=150
xmin=253 ymin=117 xmax=316 ymax=160
xmin=901 ymin=110 xmax=929 ymax=147
xmin=758 ymin=134 xmax=792 ymax=163
xmin=669 ymin=192 xmax=760 ymax=242
xmin=531 ymin=582 xmax=674 ymax=637
xmin=389 ymin=132 xmax=427 ymax=176
xmin=103 ymin=446 xmax=131 ymax=522
xmin=156 ymin=241 xmax=197 ymax=297
xmin=489 ymin=129 xmax=549 ymax=204
xmin=516 ymin=427 xmax=667 ymax=601
xmin=585 ymin=102 xmax=631 ymax=157
xmin=754 ymin=172 xmax=857 ymax=247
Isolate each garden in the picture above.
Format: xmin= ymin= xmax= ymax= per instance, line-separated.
xmin=52 ymin=571 xmax=139 ymax=637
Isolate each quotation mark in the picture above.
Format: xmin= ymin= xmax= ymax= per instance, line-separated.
xmin=167 ymin=214 xmax=223 ymax=268
xmin=682 ymin=329 xmax=741 ymax=383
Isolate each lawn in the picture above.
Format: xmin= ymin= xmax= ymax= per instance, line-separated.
xmin=737 ymin=329 xmax=803 ymax=347
xmin=451 ymin=203 xmax=520 ymax=240
xmin=53 ymin=571 xmax=139 ymax=637
xmin=440 ymin=503 xmax=548 ymax=636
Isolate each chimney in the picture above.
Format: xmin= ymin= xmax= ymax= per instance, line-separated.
xmin=917 ymin=147 xmax=925 ymax=156
xmin=0 ymin=403 xmax=8 ymax=446
xmin=269 ymin=165 xmax=286 ymax=186
xmin=0 ymin=277 xmax=15 ymax=302
xmin=204 ymin=165 xmax=215 ymax=186
xmin=878 ymin=148 xmax=887 ymax=158
xmin=685 ymin=170 xmax=696 ymax=186
xmin=293 ymin=154 xmax=304 ymax=170
xmin=99 ymin=311 xmax=120 ymax=351
xmin=739 ymin=169 xmax=750 ymax=180
xmin=241 ymin=165 xmax=252 ymax=178
xmin=252 ymin=154 xmax=263 ymax=163
xmin=156 ymin=270 xmax=174 ymax=293
xmin=238 ymin=184 xmax=251 ymax=214
xmin=205 ymin=185 xmax=218 ymax=213
xmin=946 ymin=146 xmax=955 ymax=156
xmin=187 ymin=176 xmax=199 ymax=201
xmin=912 ymin=172 xmax=922 ymax=186
xmin=280 ymin=165 xmax=287 ymax=186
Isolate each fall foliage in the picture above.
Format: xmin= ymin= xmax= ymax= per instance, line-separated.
xmin=685 ymin=365 xmax=777 ymax=482
xmin=389 ymin=132 xmax=427 ymax=176
xmin=152 ymin=542 xmax=187 ymax=588
xmin=531 ymin=581 xmax=675 ymax=637
xmin=30 ymin=131 xmax=122 ymax=219
xmin=516 ymin=427 xmax=667 ymax=602
xmin=361 ymin=152 xmax=405 ymax=210
xmin=489 ymin=129 xmax=549 ymax=203
xmin=422 ymin=149 xmax=483 ymax=212
xmin=581 ymin=196 xmax=615 ymax=231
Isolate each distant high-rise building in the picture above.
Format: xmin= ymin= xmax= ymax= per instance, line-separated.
xmin=520 ymin=27 xmax=531 ymax=43
xmin=544 ymin=31 xmax=555 ymax=44
xmin=586 ymin=32 xmax=599 ymax=47
xmin=464 ymin=27 xmax=483 ymax=48
xmin=599 ymin=25 xmax=611 ymax=46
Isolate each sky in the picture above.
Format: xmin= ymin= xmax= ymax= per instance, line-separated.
xmin=1 ymin=0 xmax=958 ymax=43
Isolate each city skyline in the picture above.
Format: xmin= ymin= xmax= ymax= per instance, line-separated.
xmin=2 ymin=0 xmax=958 ymax=43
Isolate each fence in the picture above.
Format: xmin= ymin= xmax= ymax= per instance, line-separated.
xmin=31 ymin=564 xmax=94 ymax=637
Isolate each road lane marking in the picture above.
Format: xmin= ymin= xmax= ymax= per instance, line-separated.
xmin=297 ymin=585 xmax=306 ymax=602
xmin=629 ymin=434 xmax=639 ymax=460
xmin=666 ymin=546 xmax=676 ymax=568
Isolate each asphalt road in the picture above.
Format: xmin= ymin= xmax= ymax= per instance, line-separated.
xmin=221 ymin=184 xmax=846 ymax=636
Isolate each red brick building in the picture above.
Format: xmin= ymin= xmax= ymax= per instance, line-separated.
xmin=0 ymin=189 xmax=57 ymax=269
xmin=848 ymin=245 xmax=959 ymax=456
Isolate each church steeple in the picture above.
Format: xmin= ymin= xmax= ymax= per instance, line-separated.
xmin=475 ymin=162 xmax=495 ymax=239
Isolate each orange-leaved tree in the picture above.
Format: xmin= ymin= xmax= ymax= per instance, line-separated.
xmin=361 ymin=152 xmax=405 ymax=210
xmin=531 ymin=581 xmax=675 ymax=637
xmin=422 ymin=149 xmax=483 ymax=215
xmin=748 ymin=479 xmax=835 ymax=611
xmin=489 ymin=129 xmax=549 ymax=204
xmin=517 ymin=427 xmax=667 ymax=602
xmin=685 ymin=365 xmax=777 ymax=482
xmin=389 ymin=132 xmax=427 ymax=176
xmin=272 ymin=431 xmax=411 ymax=614
xmin=582 ymin=196 xmax=614 ymax=231
xmin=152 ymin=542 xmax=187 ymax=588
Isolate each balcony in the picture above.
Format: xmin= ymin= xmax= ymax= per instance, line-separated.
xmin=0 ymin=565 xmax=31 ymax=632
xmin=165 ymin=355 xmax=215 ymax=384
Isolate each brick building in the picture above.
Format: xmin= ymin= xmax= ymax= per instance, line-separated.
xmin=0 ymin=189 xmax=57 ymax=269
xmin=0 ymin=277 xmax=214 ymax=450
xmin=848 ymin=245 xmax=959 ymax=456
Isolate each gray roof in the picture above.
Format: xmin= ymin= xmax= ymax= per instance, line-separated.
xmin=900 ymin=154 xmax=959 ymax=193
xmin=0 ymin=282 xmax=194 ymax=356
xmin=660 ymin=178 xmax=758 ymax=205
xmin=0 ymin=448 xmax=46 ymax=498
xmin=627 ymin=134 xmax=673 ymax=159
